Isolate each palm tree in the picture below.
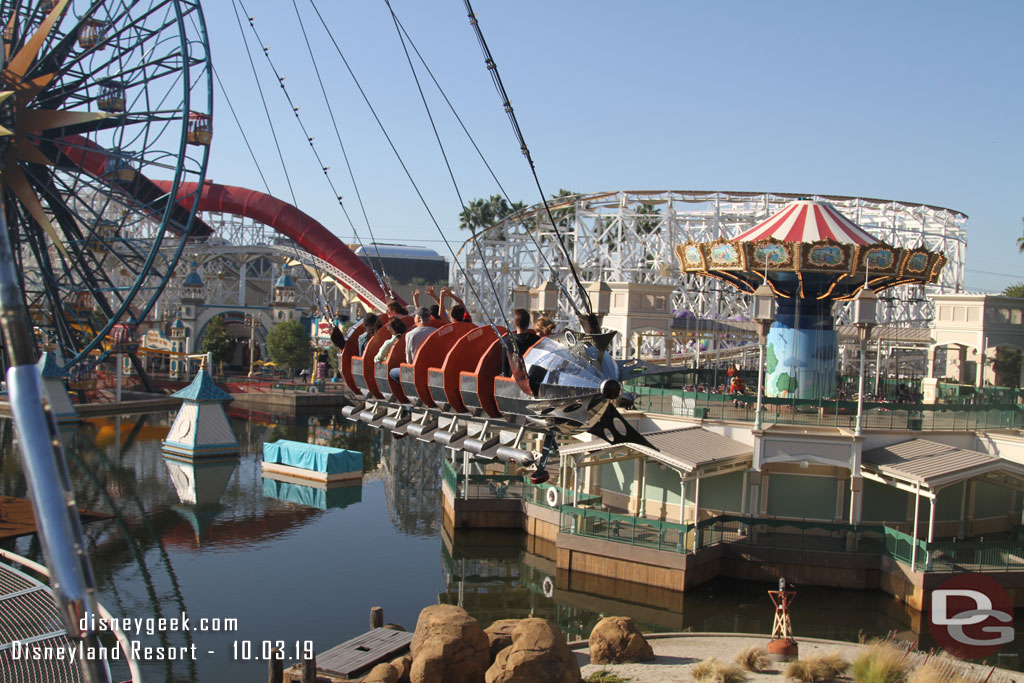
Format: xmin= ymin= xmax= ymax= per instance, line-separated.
xmin=1005 ymin=283 xmax=1024 ymax=298
xmin=458 ymin=197 xmax=495 ymax=233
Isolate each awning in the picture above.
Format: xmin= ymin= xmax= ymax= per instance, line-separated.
xmin=861 ymin=439 xmax=1024 ymax=493
xmin=561 ymin=426 xmax=752 ymax=476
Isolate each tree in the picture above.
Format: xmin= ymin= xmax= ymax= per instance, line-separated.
xmin=266 ymin=320 xmax=310 ymax=376
xmin=1004 ymin=283 xmax=1024 ymax=298
xmin=200 ymin=316 xmax=233 ymax=365
xmin=458 ymin=195 xmax=526 ymax=240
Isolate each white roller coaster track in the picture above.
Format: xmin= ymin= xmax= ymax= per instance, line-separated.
xmin=451 ymin=190 xmax=967 ymax=329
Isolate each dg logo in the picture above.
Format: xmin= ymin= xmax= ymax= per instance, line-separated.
xmin=928 ymin=574 xmax=1014 ymax=659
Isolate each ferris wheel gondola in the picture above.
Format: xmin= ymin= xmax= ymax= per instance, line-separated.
xmin=0 ymin=0 xmax=212 ymax=368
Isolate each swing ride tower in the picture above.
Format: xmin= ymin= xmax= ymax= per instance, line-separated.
xmin=677 ymin=198 xmax=946 ymax=399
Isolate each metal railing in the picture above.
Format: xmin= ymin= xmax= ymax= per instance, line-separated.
xmin=443 ymin=466 xmax=1024 ymax=572
xmin=441 ymin=459 xmax=599 ymax=508
xmin=627 ymin=386 xmax=1023 ymax=431
xmin=560 ymin=507 xmax=692 ymax=553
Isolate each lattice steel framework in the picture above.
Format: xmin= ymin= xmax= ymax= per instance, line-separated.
xmin=153 ymin=211 xmax=351 ymax=319
xmin=452 ymin=191 xmax=967 ymax=328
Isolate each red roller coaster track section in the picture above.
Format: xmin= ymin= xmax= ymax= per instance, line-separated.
xmin=57 ymin=135 xmax=392 ymax=310
xmin=152 ymin=180 xmax=393 ymax=311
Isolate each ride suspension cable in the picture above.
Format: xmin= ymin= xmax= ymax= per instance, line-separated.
xmin=305 ymin=0 xmax=498 ymax=328
xmin=382 ymin=0 xmax=511 ymax=334
xmin=387 ymin=9 xmax=578 ymax=330
xmin=234 ymin=0 xmax=394 ymax=308
xmin=461 ymin=0 xmax=595 ymax=324
xmin=289 ymin=0 xmax=390 ymax=296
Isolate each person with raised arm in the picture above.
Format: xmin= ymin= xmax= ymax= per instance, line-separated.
xmin=439 ymin=286 xmax=473 ymax=323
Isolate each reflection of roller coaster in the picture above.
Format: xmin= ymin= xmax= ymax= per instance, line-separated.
xmin=381 ymin=435 xmax=443 ymax=537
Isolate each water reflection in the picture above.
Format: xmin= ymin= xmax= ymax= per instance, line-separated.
xmin=164 ymin=455 xmax=239 ymax=545
xmin=381 ymin=435 xmax=442 ymax=537
xmin=439 ymin=527 xmax=916 ymax=643
xmin=2 ymin=409 xmax=1022 ymax=681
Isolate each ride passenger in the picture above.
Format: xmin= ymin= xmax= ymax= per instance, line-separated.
xmin=389 ymin=307 xmax=437 ymax=382
xmin=533 ymin=316 xmax=555 ymax=338
xmin=386 ymin=300 xmax=408 ymax=316
xmin=501 ymin=308 xmax=540 ymax=376
xmin=374 ymin=318 xmax=407 ymax=364
xmin=357 ymin=313 xmax=381 ymax=355
xmin=440 ymin=286 xmax=473 ymax=323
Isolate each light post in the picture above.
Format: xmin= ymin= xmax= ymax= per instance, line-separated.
xmin=853 ymin=286 xmax=878 ymax=436
xmin=246 ymin=314 xmax=258 ymax=377
xmin=751 ymin=282 xmax=776 ymax=431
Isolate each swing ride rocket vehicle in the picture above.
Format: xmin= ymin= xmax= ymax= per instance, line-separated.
xmin=333 ymin=316 xmax=655 ymax=481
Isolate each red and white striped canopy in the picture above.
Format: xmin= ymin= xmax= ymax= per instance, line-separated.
xmin=733 ymin=200 xmax=879 ymax=245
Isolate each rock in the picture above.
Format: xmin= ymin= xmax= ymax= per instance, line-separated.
xmin=485 ymin=618 xmax=581 ymax=683
xmin=383 ymin=623 xmax=406 ymax=631
xmin=409 ymin=604 xmax=490 ymax=683
xmin=588 ymin=616 xmax=655 ymax=664
xmin=484 ymin=619 xmax=520 ymax=662
xmin=363 ymin=662 xmax=398 ymax=683
xmin=390 ymin=654 xmax=412 ymax=683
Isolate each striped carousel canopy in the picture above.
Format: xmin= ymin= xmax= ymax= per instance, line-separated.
xmin=733 ymin=199 xmax=879 ymax=245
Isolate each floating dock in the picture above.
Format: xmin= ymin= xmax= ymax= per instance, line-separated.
xmin=283 ymin=628 xmax=413 ymax=682
xmin=262 ymin=440 xmax=363 ymax=484
xmin=0 ymin=495 xmax=111 ymax=541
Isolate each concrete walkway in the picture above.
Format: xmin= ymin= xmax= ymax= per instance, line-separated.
xmin=569 ymin=633 xmax=1021 ymax=682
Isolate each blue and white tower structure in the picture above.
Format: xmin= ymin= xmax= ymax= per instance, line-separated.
xmin=180 ymin=262 xmax=203 ymax=326
xmin=271 ymin=269 xmax=299 ymax=323
xmin=37 ymin=352 xmax=77 ymax=424
xmin=170 ymin=314 xmax=188 ymax=379
xmin=162 ymin=370 xmax=239 ymax=457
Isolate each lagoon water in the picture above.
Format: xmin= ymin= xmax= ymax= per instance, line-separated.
xmin=0 ymin=411 xmax=1020 ymax=681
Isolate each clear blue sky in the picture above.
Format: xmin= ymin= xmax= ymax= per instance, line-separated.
xmin=202 ymin=0 xmax=1023 ymax=293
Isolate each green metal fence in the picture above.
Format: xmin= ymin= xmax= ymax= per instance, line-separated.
xmin=560 ymin=507 xmax=693 ymax=554
xmin=442 ymin=459 xmax=600 ymax=509
xmin=625 ymin=385 xmax=1023 ymax=431
xmin=444 ymin=465 xmax=1024 ymax=572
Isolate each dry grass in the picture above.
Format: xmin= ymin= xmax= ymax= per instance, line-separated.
xmin=584 ymin=671 xmax=632 ymax=683
xmin=735 ymin=646 xmax=771 ymax=673
xmin=907 ymin=658 xmax=976 ymax=683
xmin=852 ymin=640 xmax=911 ymax=683
xmin=785 ymin=652 xmax=850 ymax=681
xmin=691 ymin=657 xmax=749 ymax=683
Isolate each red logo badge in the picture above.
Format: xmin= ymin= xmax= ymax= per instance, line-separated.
xmin=928 ymin=573 xmax=1014 ymax=659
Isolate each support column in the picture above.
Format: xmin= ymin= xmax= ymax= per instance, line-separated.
xmin=959 ymin=481 xmax=968 ymax=538
xmin=678 ymin=472 xmax=686 ymax=524
xmin=239 ymin=260 xmax=247 ymax=306
xmin=748 ymin=471 xmax=762 ymax=519
xmin=638 ymin=458 xmax=647 ymax=518
xmin=573 ymin=465 xmax=580 ymax=507
xmin=911 ymin=484 xmax=920 ymax=570
xmin=693 ymin=472 xmax=702 ymax=549
xmin=462 ymin=451 xmax=469 ymax=501
xmin=928 ymin=497 xmax=936 ymax=543
xmin=740 ymin=470 xmax=749 ymax=516
xmin=849 ymin=475 xmax=863 ymax=524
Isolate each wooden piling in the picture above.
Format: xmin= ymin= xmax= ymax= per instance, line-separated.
xmin=267 ymin=650 xmax=283 ymax=683
xmin=300 ymin=652 xmax=316 ymax=683
xmin=370 ymin=606 xmax=383 ymax=629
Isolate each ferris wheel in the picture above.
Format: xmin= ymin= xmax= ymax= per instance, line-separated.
xmin=0 ymin=0 xmax=212 ymax=368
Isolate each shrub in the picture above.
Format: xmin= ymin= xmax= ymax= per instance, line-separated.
xmin=786 ymin=652 xmax=850 ymax=681
xmin=735 ymin=646 xmax=771 ymax=673
xmin=852 ymin=641 xmax=910 ymax=683
xmin=584 ymin=671 xmax=632 ymax=683
xmin=692 ymin=657 xmax=749 ymax=682
xmin=907 ymin=658 xmax=975 ymax=683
